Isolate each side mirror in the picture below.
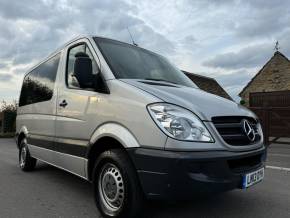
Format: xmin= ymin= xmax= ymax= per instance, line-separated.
xmin=74 ymin=52 xmax=93 ymax=89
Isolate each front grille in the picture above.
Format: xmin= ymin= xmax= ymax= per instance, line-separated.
xmin=212 ymin=116 xmax=261 ymax=146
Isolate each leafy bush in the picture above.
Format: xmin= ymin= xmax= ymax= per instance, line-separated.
xmin=0 ymin=100 xmax=17 ymax=134
xmin=0 ymin=100 xmax=17 ymax=113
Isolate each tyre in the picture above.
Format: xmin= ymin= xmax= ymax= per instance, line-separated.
xmin=93 ymin=149 xmax=144 ymax=218
xmin=19 ymin=139 xmax=37 ymax=171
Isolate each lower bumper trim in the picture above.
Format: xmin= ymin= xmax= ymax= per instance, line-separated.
xmin=128 ymin=147 xmax=266 ymax=200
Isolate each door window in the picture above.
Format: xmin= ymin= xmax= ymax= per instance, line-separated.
xmin=66 ymin=43 xmax=98 ymax=88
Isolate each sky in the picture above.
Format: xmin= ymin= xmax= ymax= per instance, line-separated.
xmin=0 ymin=0 xmax=290 ymax=103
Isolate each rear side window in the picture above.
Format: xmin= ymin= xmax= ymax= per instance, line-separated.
xmin=19 ymin=53 xmax=60 ymax=107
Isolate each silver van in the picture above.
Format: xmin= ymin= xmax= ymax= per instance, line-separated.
xmin=16 ymin=36 xmax=266 ymax=218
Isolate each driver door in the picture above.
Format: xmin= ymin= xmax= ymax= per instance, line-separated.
xmin=55 ymin=40 xmax=101 ymax=178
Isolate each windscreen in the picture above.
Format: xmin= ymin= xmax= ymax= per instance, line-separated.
xmin=94 ymin=38 xmax=197 ymax=88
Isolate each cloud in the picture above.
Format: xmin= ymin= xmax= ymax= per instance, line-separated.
xmin=0 ymin=63 xmax=6 ymax=69
xmin=0 ymin=0 xmax=52 ymax=20
xmin=181 ymin=35 xmax=196 ymax=44
xmin=203 ymin=43 xmax=274 ymax=69
xmin=0 ymin=73 xmax=13 ymax=82
xmin=216 ymin=70 xmax=253 ymax=87
xmin=0 ymin=0 xmax=290 ymax=102
xmin=11 ymin=64 xmax=34 ymax=75
xmin=0 ymin=0 xmax=175 ymax=65
xmin=232 ymin=0 xmax=290 ymax=39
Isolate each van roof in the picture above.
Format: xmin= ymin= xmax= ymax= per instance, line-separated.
xmin=58 ymin=35 xmax=134 ymax=51
xmin=22 ymin=35 xmax=141 ymax=77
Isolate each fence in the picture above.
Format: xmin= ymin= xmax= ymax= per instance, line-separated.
xmin=250 ymin=107 xmax=290 ymax=145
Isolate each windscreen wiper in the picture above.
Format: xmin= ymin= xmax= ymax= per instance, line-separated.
xmin=144 ymin=78 xmax=177 ymax=84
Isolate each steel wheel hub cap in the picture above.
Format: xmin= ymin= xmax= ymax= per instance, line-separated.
xmin=98 ymin=163 xmax=125 ymax=211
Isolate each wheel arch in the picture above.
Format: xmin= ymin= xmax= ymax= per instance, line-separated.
xmin=16 ymin=126 xmax=29 ymax=149
xmin=87 ymin=123 xmax=140 ymax=181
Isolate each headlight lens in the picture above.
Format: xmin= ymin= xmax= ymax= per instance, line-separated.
xmin=147 ymin=103 xmax=213 ymax=142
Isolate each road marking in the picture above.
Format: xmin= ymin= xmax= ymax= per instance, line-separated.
xmin=266 ymin=165 xmax=290 ymax=172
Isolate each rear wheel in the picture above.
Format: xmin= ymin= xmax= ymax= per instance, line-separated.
xmin=19 ymin=139 xmax=37 ymax=171
xmin=93 ymin=149 xmax=143 ymax=218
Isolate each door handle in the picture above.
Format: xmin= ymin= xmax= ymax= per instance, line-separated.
xmin=59 ymin=100 xmax=68 ymax=108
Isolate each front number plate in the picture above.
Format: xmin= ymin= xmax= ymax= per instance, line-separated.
xmin=242 ymin=167 xmax=264 ymax=189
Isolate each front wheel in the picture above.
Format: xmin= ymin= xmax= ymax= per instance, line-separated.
xmin=19 ymin=139 xmax=37 ymax=171
xmin=93 ymin=149 xmax=144 ymax=218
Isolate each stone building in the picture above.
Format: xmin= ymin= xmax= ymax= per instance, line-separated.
xmin=183 ymin=71 xmax=233 ymax=101
xmin=239 ymin=51 xmax=290 ymax=106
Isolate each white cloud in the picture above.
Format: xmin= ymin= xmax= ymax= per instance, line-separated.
xmin=0 ymin=0 xmax=289 ymax=102
xmin=0 ymin=73 xmax=12 ymax=81
xmin=203 ymin=43 xmax=273 ymax=69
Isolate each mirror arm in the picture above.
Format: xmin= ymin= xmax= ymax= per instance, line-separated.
xmin=94 ymin=72 xmax=110 ymax=94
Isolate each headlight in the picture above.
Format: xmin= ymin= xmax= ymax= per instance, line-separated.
xmin=147 ymin=103 xmax=214 ymax=142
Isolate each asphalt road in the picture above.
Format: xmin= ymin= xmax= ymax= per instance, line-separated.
xmin=0 ymin=138 xmax=289 ymax=218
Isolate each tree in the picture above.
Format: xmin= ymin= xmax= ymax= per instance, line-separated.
xmin=0 ymin=100 xmax=17 ymax=113
xmin=0 ymin=100 xmax=17 ymax=134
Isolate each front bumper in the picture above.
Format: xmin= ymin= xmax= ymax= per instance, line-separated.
xmin=128 ymin=146 xmax=266 ymax=200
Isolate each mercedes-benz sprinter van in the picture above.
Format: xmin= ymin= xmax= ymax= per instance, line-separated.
xmin=16 ymin=36 xmax=266 ymax=218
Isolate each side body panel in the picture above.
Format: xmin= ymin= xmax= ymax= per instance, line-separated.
xmin=16 ymin=51 xmax=63 ymax=161
xmin=28 ymin=144 xmax=87 ymax=179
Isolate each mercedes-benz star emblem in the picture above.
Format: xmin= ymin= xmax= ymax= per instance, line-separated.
xmin=242 ymin=119 xmax=255 ymax=142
